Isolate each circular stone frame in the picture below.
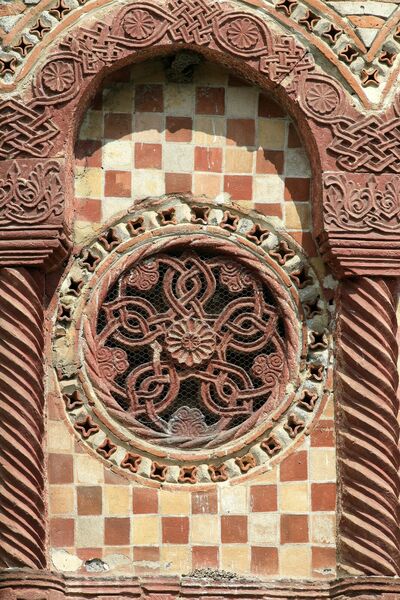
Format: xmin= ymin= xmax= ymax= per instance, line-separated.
xmin=52 ymin=197 xmax=333 ymax=487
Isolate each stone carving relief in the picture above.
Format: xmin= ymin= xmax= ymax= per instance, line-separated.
xmin=52 ymin=197 xmax=333 ymax=486
xmin=0 ymin=161 xmax=63 ymax=227
xmin=323 ymin=174 xmax=400 ymax=234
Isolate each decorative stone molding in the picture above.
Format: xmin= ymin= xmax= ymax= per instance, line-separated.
xmin=336 ymin=278 xmax=400 ymax=576
xmin=0 ymin=159 xmax=70 ymax=269
xmin=0 ymin=268 xmax=46 ymax=569
xmin=0 ymin=0 xmax=398 ymax=274
xmin=3 ymin=569 xmax=400 ymax=598
xmin=317 ymin=172 xmax=400 ymax=277
xmin=52 ymin=197 xmax=333 ymax=487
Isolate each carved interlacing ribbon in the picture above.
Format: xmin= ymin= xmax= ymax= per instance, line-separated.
xmin=0 ymin=268 xmax=46 ymax=569
xmin=93 ymin=250 xmax=286 ymax=449
xmin=337 ymin=278 xmax=400 ymax=576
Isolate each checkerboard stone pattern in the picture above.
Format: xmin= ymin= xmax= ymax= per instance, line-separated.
xmin=56 ymin=60 xmax=336 ymax=578
xmin=74 ymin=60 xmax=314 ymax=257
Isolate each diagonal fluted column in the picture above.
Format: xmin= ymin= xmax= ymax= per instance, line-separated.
xmin=0 ymin=267 xmax=46 ymax=569
xmin=336 ymin=277 xmax=400 ymax=576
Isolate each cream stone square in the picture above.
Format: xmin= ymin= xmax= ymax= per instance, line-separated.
xmin=102 ymin=197 xmax=133 ymax=222
xmin=47 ymin=421 xmax=73 ymax=453
xmin=103 ymin=84 xmax=133 ymax=113
xmin=104 ymin=486 xmax=130 ymax=516
xmin=220 ymin=545 xmax=250 ymax=574
xmin=280 ymin=545 xmax=311 ymax=578
xmin=257 ymin=119 xmax=286 ymax=150
xmin=163 ymin=144 xmax=194 ymax=172
xmin=193 ymin=117 xmax=226 ymax=146
xmin=79 ymin=110 xmax=103 ymax=140
xmin=74 ymin=167 xmax=103 ymax=198
xmin=226 ymin=87 xmax=258 ymax=118
xmin=76 ymin=455 xmax=104 ymax=484
xmin=160 ymin=545 xmax=191 ymax=573
xmin=285 ymin=149 xmax=311 ymax=177
xmin=164 ymin=83 xmax=194 ymax=115
xmin=285 ymin=202 xmax=311 ymax=230
xmin=76 ymin=517 xmax=104 ymax=548
xmin=132 ymin=170 xmax=165 ymax=199
xmin=310 ymin=448 xmax=336 ymax=481
xmin=49 ymin=486 xmax=74 ymax=515
xmin=102 ymin=140 xmax=132 ymax=170
xmin=134 ymin=114 xmax=163 ymax=143
xmin=280 ymin=482 xmax=309 ymax=513
xmin=225 ymin=147 xmax=254 ymax=174
xmin=248 ymin=513 xmax=278 ymax=544
xmin=132 ymin=516 xmax=160 ymax=545
xmin=193 ymin=173 xmax=222 ymax=198
xmin=160 ymin=490 xmax=190 ymax=515
xmin=191 ymin=515 xmax=220 ymax=545
xmin=253 ymin=175 xmax=284 ymax=203
xmin=311 ymin=514 xmax=336 ymax=544
xmin=220 ymin=486 xmax=247 ymax=514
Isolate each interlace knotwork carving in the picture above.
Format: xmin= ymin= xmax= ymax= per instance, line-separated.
xmin=94 ymin=250 xmax=286 ymax=449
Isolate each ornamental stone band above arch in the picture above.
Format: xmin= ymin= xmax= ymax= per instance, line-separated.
xmin=0 ymin=0 xmax=399 ymax=593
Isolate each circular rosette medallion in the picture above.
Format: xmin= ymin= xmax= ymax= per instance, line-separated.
xmin=53 ymin=198 xmax=333 ymax=486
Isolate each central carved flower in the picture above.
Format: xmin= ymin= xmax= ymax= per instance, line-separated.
xmin=165 ymin=318 xmax=216 ymax=367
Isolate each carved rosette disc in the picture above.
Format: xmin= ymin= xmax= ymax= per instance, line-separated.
xmin=52 ymin=198 xmax=333 ymax=486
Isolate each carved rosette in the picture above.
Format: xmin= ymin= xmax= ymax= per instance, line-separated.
xmin=336 ymin=278 xmax=400 ymax=576
xmin=52 ymin=198 xmax=333 ymax=486
xmin=0 ymin=268 xmax=46 ymax=568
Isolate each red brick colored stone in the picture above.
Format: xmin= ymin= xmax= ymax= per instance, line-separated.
xmin=48 ymin=453 xmax=73 ymax=484
xmin=221 ymin=515 xmax=248 ymax=543
xmin=104 ymin=171 xmax=131 ymax=197
xmin=162 ymin=517 xmax=189 ymax=544
xmin=166 ymin=116 xmax=193 ymax=142
xmin=312 ymin=546 xmax=336 ymax=577
xmin=165 ymin=173 xmax=192 ymax=194
xmin=134 ymin=143 xmax=162 ymax=169
xmin=258 ymin=93 xmax=286 ymax=118
xmin=251 ymin=546 xmax=279 ymax=575
xmin=104 ymin=517 xmax=130 ymax=545
xmin=104 ymin=113 xmax=132 ymax=139
xmin=288 ymin=123 xmax=302 ymax=148
xmin=224 ymin=175 xmax=252 ymax=200
xmin=250 ymin=485 xmax=278 ymax=512
xmin=135 ymin=84 xmax=164 ymax=112
xmin=311 ymin=483 xmax=336 ymax=511
xmin=75 ymin=140 xmax=102 ymax=167
xmin=284 ymin=177 xmax=311 ymax=202
xmin=226 ymin=118 xmax=255 ymax=146
xmin=133 ymin=546 xmax=160 ymax=575
xmin=49 ymin=518 xmax=74 ymax=547
xmin=281 ymin=514 xmax=309 ymax=544
xmin=76 ymin=548 xmax=103 ymax=561
xmin=104 ymin=468 xmax=130 ymax=485
xmin=228 ymin=74 xmax=250 ymax=86
xmin=132 ymin=488 xmax=158 ymax=514
xmin=256 ymin=149 xmax=284 ymax=174
xmin=75 ymin=198 xmax=101 ymax=222
xmin=311 ymin=420 xmax=335 ymax=447
xmin=194 ymin=147 xmax=223 ymax=172
xmin=254 ymin=203 xmax=283 ymax=219
xmin=290 ymin=231 xmax=318 ymax=258
xmin=196 ymin=87 xmax=225 ymax=115
xmin=192 ymin=546 xmax=219 ymax=568
xmin=77 ymin=486 xmax=102 ymax=515
xmin=191 ymin=490 xmax=218 ymax=514
xmin=280 ymin=450 xmax=308 ymax=482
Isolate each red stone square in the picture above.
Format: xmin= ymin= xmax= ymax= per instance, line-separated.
xmin=311 ymin=483 xmax=336 ymax=511
xmin=226 ymin=119 xmax=255 ymax=146
xmin=251 ymin=546 xmax=279 ymax=575
xmin=250 ymin=485 xmax=278 ymax=512
xmin=280 ymin=450 xmax=308 ymax=482
xmin=132 ymin=488 xmax=158 ymax=514
xmin=75 ymin=140 xmax=102 ymax=167
xmin=256 ymin=149 xmax=284 ymax=174
xmin=191 ymin=490 xmax=218 ymax=514
xmin=134 ymin=143 xmax=162 ymax=169
xmin=166 ymin=116 xmax=193 ymax=142
xmin=104 ymin=171 xmax=132 ymax=197
xmin=162 ymin=517 xmax=189 ymax=544
xmin=284 ymin=178 xmax=311 ymax=202
xmin=194 ymin=147 xmax=223 ymax=172
xmin=75 ymin=198 xmax=101 ymax=222
xmin=258 ymin=93 xmax=286 ymax=118
xmin=49 ymin=518 xmax=74 ymax=547
xmin=104 ymin=517 xmax=130 ymax=545
xmin=48 ymin=453 xmax=73 ymax=484
xmin=280 ymin=514 xmax=309 ymax=544
xmin=77 ymin=486 xmax=102 ymax=515
xmin=135 ymin=84 xmax=164 ymax=112
xmin=196 ymin=87 xmax=225 ymax=115
xmin=192 ymin=546 xmax=219 ymax=569
xmin=104 ymin=113 xmax=132 ymax=139
xmin=165 ymin=173 xmax=192 ymax=194
xmin=221 ymin=515 xmax=248 ymax=543
xmin=224 ymin=175 xmax=252 ymax=200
